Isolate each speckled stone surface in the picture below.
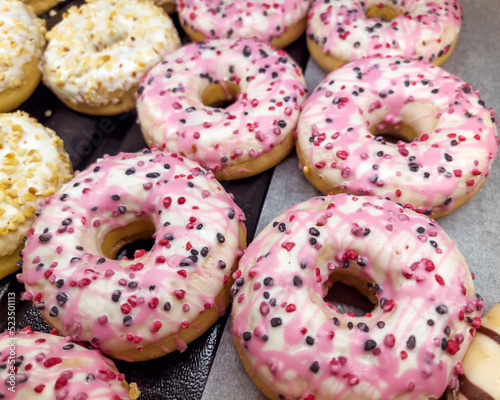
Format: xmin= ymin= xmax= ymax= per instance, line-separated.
xmin=203 ymin=1 xmax=500 ymax=398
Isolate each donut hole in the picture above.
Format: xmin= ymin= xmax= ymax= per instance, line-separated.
xmin=201 ymin=82 xmax=240 ymax=109
xmin=365 ymin=5 xmax=402 ymax=22
xmin=369 ymin=121 xmax=419 ymax=144
xmin=101 ymin=220 xmax=156 ymax=260
xmin=91 ymin=30 xmax=129 ymax=52
xmin=324 ymin=269 xmax=378 ymax=316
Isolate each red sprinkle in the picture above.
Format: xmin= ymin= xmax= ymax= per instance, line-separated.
xmin=43 ymin=357 xmax=62 ymax=368
xmin=435 ymin=274 xmax=445 ymax=286
xmin=34 ymin=384 xmax=45 ymax=393
xmin=285 ymin=304 xmax=296 ymax=312
xmin=281 ymin=242 xmax=295 ymax=251
xmin=446 ymin=340 xmax=460 ymax=355
xmin=55 ymin=377 xmax=68 ymax=390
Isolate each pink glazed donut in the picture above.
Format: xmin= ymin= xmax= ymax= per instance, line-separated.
xmin=136 ymin=38 xmax=307 ymax=180
xmin=0 ymin=328 xmax=138 ymax=399
xmin=296 ymin=57 xmax=499 ymax=219
xmin=20 ymin=149 xmax=246 ymax=361
xmin=231 ymin=194 xmax=484 ymax=400
xmin=177 ymin=0 xmax=311 ymax=49
xmin=307 ymin=0 xmax=462 ymax=72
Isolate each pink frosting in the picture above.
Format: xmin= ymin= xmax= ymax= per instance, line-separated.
xmin=0 ymin=329 xmax=130 ymax=399
xmin=232 ymin=193 xmax=483 ymax=399
xmin=177 ymin=0 xmax=311 ymax=43
xmin=296 ymin=57 xmax=499 ymax=215
xmin=21 ymin=149 xmax=246 ymax=361
xmin=307 ymin=0 xmax=462 ymax=64
xmin=136 ymin=38 xmax=307 ymax=176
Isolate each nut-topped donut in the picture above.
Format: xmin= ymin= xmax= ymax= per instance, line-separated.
xmin=232 ymin=193 xmax=484 ymax=400
xmin=137 ymin=38 xmax=307 ymax=180
xmin=296 ymin=57 xmax=499 ymax=218
xmin=0 ymin=0 xmax=46 ymax=113
xmin=0 ymin=328 xmax=139 ymax=400
xmin=307 ymin=0 xmax=462 ymax=72
xmin=20 ymin=149 xmax=246 ymax=361
xmin=0 ymin=111 xmax=72 ymax=279
xmin=41 ymin=0 xmax=181 ymax=116
xmin=177 ymin=0 xmax=311 ymax=49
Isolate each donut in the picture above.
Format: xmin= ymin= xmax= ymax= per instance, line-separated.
xmin=307 ymin=0 xmax=462 ymax=72
xmin=41 ymin=0 xmax=181 ymax=116
xmin=296 ymin=57 xmax=499 ymax=219
xmin=0 ymin=0 xmax=46 ymax=113
xmin=0 ymin=111 xmax=72 ymax=280
xmin=154 ymin=0 xmax=176 ymax=14
xmin=0 ymin=328 xmax=139 ymax=399
xmin=231 ymin=193 xmax=484 ymax=400
xmin=447 ymin=303 xmax=500 ymax=400
xmin=136 ymin=38 xmax=307 ymax=180
xmin=177 ymin=0 xmax=311 ymax=49
xmin=20 ymin=149 xmax=246 ymax=361
xmin=22 ymin=0 xmax=61 ymax=15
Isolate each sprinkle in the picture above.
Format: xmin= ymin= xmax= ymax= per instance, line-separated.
xmin=364 ymin=340 xmax=377 ymax=351
xmin=309 ymin=361 xmax=320 ymax=373
xmin=270 ymin=317 xmax=282 ymax=327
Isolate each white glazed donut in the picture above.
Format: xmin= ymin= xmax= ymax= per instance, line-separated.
xmin=0 ymin=111 xmax=72 ymax=279
xmin=447 ymin=303 xmax=500 ymax=400
xmin=307 ymin=0 xmax=462 ymax=72
xmin=232 ymin=193 xmax=484 ymax=400
xmin=296 ymin=57 xmax=499 ymax=219
xmin=0 ymin=0 xmax=46 ymax=113
xmin=41 ymin=0 xmax=181 ymax=116
xmin=177 ymin=0 xmax=312 ymax=49
xmin=20 ymin=149 xmax=246 ymax=361
xmin=136 ymin=38 xmax=307 ymax=180
xmin=0 ymin=328 xmax=138 ymax=400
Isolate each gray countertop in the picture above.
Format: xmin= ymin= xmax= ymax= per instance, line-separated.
xmin=202 ymin=1 xmax=500 ymax=398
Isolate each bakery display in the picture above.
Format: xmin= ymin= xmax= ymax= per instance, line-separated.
xmin=177 ymin=0 xmax=311 ymax=49
xmin=0 ymin=0 xmax=46 ymax=113
xmin=0 ymin=111 xmax=72 ymax=279
xmin=137 ymin=38 xmax=307 ymax=180
xmin=0 ymin=0 xmax=498 ymax=398
xmin=20 ymin=149 xmax=246 ymax=361
xmin=41 ymin=0 xmax=181 ymax=115
xmin=231 ymin=193 xmax=483 ymax=399
xmin=0 ymin=328 xmax=138 ymax=399
xmin=307 ymin=0 xmax=461 ymax=72
xmin=296 ymin=57 xmax=498 ymax=218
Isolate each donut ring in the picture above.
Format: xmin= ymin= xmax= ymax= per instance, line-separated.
xmin=447 ymin=303 xmax=500 ymax=400
xmin=137 ymin=38 xmax=307 ymax=180
xmin=231 ymin=193 xmax=484 ymax=400
xmin=22 ymin=0 xmax=60 ymax=15
xmin=0 ymin=0 xmax=46 ymax=113
xmin=307 ymin=0 xmax=462 ymax=72
xmin=21 ymin=149 xmax=246 ymax=361
xmin=0 ymin=328 xmax=138 ymax=399
xmin=0 ymin=111 xmax=72 ymax=279
xmin=296 ymin=57 xmax=499 ymax=218
xmin=154 ymin=0 xmax=176 ymax=14
xmin=41 ymin=0 xmax=181 ymax=116
xmin=177 ymin=0 xmax=311 ymax=49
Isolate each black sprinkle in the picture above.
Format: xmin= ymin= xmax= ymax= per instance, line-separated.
xmin=293 ymin=276 xmax=303 ymax=287
xmin=56 ymin=292 xmax=68 ymax=306
xmin=39 ymin=233 xmax=51 ymax=243
xmin=406 ymin=335 xmax=416 ymax=349
xmin=49 ymin=306 xmax=59 ymax=317
xmin=263 ymin=277 xmax=274 ymax=286
xmin=364 ymin=340 xmax=377 ymax=351
xmin=217 ymin=233 xmax=225 ymax=243
xmin=111 ymin=195 xmax=120 ymax=201
xmin=112 ymin=290 xmax=121 ymax=302
xmin=306 ymin=336 xmax=315 ymax=345
xmin=242 ymin=331 xmax=252 ymax=341
xmin=309 ymin=361 xmax=320 ymax=373
xmin=164 ymin=301 xmax=171 ymax=311
xmin=309 ymin=227 xmax=320 ymax=236
xmin=62 ymin=344 xmax=74 ymax=350
xmin=436 ymin=305 xmax=448 ymax=314
xmin=123 ymin=316 xmax=133 ymax=326
xmin=270 ymin=318 xmax=282 ymax=327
